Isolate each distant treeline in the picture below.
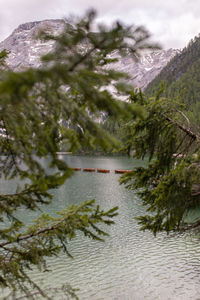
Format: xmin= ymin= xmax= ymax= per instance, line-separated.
xmin=145 ymin=34 xmax=200 ymax=111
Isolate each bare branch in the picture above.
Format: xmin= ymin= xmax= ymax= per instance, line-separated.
xmin=164 ymin=115 xmax=198 ymax=141
xmin=176 ymin=109 xmax=191 ymax=128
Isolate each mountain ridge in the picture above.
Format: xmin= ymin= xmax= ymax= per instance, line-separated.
xmin=0 ymin=19 xmax=179 ymax=89
xmin=145 ymin=35 xmax=200 ymax=108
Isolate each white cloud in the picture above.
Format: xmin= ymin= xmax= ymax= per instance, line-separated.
xmin=0 ymin=0 xmax=200 ymax=49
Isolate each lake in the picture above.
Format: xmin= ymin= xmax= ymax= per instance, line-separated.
xmin=1 ymin=155 xmax=200 ymax=299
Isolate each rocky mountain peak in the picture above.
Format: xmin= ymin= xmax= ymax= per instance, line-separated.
xmin=0 ymin=20 xmax=180 ymax=89
xmin=16 ymin=21 xmax=42 ymax=32
xmin=0 ymin=19 xmax=64 ymax=70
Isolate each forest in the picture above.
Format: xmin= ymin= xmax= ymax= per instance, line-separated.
xmin=0 ymin=10 xmax=200 ymax=299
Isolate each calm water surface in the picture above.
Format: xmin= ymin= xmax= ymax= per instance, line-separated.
xmin=1 ymin=156 xmax=200 ymax=299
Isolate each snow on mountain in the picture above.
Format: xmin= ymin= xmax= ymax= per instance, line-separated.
xmin=0 ymin=20 xmax=64 ymax=70
xmin=0 ymin=20 xmax=180 ymax=89
xmin=106 ymin=48 xmax=179 ymax=89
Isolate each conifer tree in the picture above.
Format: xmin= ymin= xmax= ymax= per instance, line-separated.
xmin=0 ymin=10 xmax=153 ymax=299
xmin=121 ymin=90 xmax=200 ymax=235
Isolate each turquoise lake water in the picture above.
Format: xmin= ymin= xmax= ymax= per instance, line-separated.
xmin=1 ymin=155 xmax=200 ymax=299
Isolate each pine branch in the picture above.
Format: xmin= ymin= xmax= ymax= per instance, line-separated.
xmin=0 ymin=209 xmax=79 ymax=248
xmin=164 ymin=115 xmax=198 ymax=141
xmin=0 ymin=202 xmax=116 ymax=248
xmin=67 ymin=36 xmax=107 ymax=73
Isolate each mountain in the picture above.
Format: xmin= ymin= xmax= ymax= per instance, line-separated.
xmin=0 ymin=20 xmax=179 ymax=90
xmin=0 ymin=20 xmax=65 ymax=70
xmin=105 ymin=48 xmax=179 ymax=89
xmin=145 ymin=35 xmax=200 ymax=108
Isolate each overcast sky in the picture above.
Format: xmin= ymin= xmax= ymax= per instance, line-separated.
xmin=0 ymin=0 xmax=199 ymax=49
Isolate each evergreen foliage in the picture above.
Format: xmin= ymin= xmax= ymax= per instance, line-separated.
xmin=145 ymin=35 xmax=200 ymax=109
xmin=0 ymin=11 xmax=154 ymax=299
xmin=101 ymin=116 xmax=128 ymax=153
xmin=120 ymin=90 xmax=200 ymax=235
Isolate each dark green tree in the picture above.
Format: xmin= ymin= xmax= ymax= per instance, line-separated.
xmin=145 ymin=34 xmax=200 ymax=109
xmin=0 ymin=10 xmax=154 ymax=299
xmin=121 ymin=90 xmax=200 ymax=235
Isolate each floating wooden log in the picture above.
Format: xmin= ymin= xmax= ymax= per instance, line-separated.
xmin=56 ymin=152 xmax=72 ymax=155
xmin=97 ymin=169 xmax=110 ymax=173
xmin=115 ymin=170 xmax=131 ymax=174
xmin=83 ymin=168 xmax=95 ymax=172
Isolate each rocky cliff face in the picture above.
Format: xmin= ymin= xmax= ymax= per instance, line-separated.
xmin=0 ymin=20 xmax=64 ymax=70
xmin=106 ymin=48 xmax=179 ymax=89
xmin=0 ymin=20 xmax=179 ymax=89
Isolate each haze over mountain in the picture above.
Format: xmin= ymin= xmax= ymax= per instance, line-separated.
xmin=0 ymin=19 xmax=179 ymax=90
